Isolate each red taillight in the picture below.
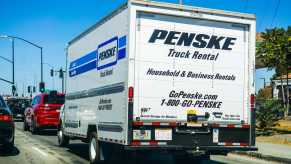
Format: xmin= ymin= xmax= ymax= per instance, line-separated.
xmin=39 ymin=105 xmax=51 ymax=110
xmin=0 ymin=114 xmax=13 ymax=122
xmin=250 ymin=94 xmax=255 ymax=109
xmin=128 ymin=87 xmax=134 ymax=99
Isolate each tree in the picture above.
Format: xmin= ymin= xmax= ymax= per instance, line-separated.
xmin=257 ymin=27 xmax=291 ymax=117
xmin=256 ymin=99 xmax=285 ymax=131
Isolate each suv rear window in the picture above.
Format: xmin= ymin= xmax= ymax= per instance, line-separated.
xmin=43 ymin=95 xmax=65 ymax=104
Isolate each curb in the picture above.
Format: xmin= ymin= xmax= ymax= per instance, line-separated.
xmin=231 ymin=151 xmax=291 ymax=164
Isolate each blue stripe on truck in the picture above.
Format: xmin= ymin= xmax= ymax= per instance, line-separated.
xmin=69 ymin=35 xmax=127 ymax=77
xmin=69 ymin=60 xmax=96 ymax=77
xmin=69 ymin=51 xmax=96 ymax=69
xmin=118 ymin=36 xmax=126 ymax=48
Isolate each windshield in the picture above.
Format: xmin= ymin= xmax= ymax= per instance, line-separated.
xmin=43 ymin=95 xmax=65 ymax=104
xmin=0 ymin=96 xmax=7 ymax=108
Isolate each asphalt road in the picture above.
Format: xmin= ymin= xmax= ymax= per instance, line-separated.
xmin=0 ymin=121 xmax=277 ymax=164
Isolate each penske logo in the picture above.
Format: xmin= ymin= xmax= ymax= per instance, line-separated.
xmin=148 ymin=29 xmax=237 ymax=50
xmin=99 ymin=47 xmax=117 ymax=61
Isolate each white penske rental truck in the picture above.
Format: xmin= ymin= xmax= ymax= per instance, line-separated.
xmin=58 ymin=0 xmax=257 ymax=163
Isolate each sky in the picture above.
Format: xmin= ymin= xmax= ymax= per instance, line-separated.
xmin=0 ymin=0 xmax=290 ymax=96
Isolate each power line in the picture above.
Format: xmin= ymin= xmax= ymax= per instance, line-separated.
xmin=243 ymin=0 xmax=249 ymax=12
xmin=270 ymin=0 xmax=281 ymax=27
xmin=258 ymin=0 xmax=269 ymax=31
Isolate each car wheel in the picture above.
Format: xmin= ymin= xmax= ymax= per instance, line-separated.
xmin=58 ymin=125 xmax=70 ymax=147
xmin=89 ymin=132 xmax=105 ymax=164
xmin=23 ymin=119 xmax=29 ymax=131
xmin=30 ymin=118 xmax=39 ymax=134
xmin=3 ymin=137 xmax=14 ymax=153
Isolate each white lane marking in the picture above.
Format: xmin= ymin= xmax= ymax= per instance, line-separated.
xmin=32 ymin=146 xmax=48 ymax=157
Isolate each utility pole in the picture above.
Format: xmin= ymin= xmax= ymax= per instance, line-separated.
xmin=260 ymin=78 xmax=266 ymax=88
xmin=12 ymin=38 xmax=15 ymax=95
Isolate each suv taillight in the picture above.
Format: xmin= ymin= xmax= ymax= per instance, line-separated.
xmin=39 ymin=105 xmax=50 ymax=110
xmin=0 ymin=114 xmax=12 ymax=122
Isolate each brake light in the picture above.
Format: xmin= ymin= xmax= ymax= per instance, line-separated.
xmin=250 ymin=94 xmax=255 ymax=110
xmin=0 ymin=114 xmax=13 ymax=122
xmin=39 ymin=105 xmax=50 ymax=110
xmin=128 ymin=87 xmax=134 ymax=100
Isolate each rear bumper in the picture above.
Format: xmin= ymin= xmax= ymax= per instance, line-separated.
xmin=128 ymin=123 xmax=257 ymax=154
xmin=125 ymin=145 xmax=257 ymax=152
xmin=36 ymin=117 xmax=59 ymax=127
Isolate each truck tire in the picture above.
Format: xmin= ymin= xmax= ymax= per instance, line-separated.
xmin=23 ymin=119 xmax=29 ymax=131
xmin=57 ymin=123 xmax=70 ymax=147
xmin=89 ymin=132 xmax=105 ymax=164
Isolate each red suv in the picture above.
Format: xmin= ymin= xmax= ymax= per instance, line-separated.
xmin=23 ymin=91 xmax=65 ymax=134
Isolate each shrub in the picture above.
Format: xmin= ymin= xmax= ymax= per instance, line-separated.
xmin=256 ymin=99 xmax=285 ymax=130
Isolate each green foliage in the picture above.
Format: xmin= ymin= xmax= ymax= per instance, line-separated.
xmin=256 ymin=99 xmax=285 ymax=130
xmin=256 ymin=26 xmax=291 ymax=75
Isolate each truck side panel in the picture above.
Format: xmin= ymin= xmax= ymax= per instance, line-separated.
xmin=65 ymin=8 xmax=129 ymax=143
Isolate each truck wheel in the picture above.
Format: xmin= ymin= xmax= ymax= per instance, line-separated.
xmin=23 ymin=119 xmax=29 ymax=131
xmin=30 ymin=118 xmax=39 ymax=134
xmin=89 ymin=132 xmax=104 ymax=164
xmin=58 ymin=125 xmax=70 ymax=147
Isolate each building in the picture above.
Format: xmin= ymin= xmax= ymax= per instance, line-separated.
xmin=272 ymin=73 xmax=291 ymax=100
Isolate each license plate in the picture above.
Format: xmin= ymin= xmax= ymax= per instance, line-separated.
xmin=133 ymin=130 xmax=151 ymax=140
xmin=155 ymin=129 xmax=172 ymax=141
xmin=187 ymin=122 xmax=202 ymax=127
xmin=213 ymin=128 xmax=219 ymax=143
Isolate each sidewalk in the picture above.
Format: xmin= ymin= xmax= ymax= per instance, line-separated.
xmin=256 ymin=141 xmax=291 ymax=160
xmin=232 ymin=139 xmax=291 ymax=163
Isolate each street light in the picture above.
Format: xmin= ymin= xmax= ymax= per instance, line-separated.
xmin=0 ymin=34 xmax=44 ymax=92
xmin=0 ymin=35 xmax=15 ymax=95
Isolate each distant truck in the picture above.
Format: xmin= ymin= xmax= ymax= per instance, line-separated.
xmin=59 ymin=0 xmax=257 ymax=163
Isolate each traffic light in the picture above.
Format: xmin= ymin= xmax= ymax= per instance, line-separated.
xmin=59 ymin=68 xmax=63 ymax=78
xmin=33 ymin=86 xmax=36 ymax=93
xmin=12 ymin=85 xmax=16 ymax=95
xmin=39 ymin=82 xmax=45 ymax=93
xmin=50 ymin=69 xmax=54 ymax=77
xmin=27 ymin=86 xmax=31 ymax=93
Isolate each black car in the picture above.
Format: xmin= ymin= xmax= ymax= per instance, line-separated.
xmin=6 ymin=97 xmax=30 ymax=121
xmin=0 ymin=96 xmax=14 ymax=151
